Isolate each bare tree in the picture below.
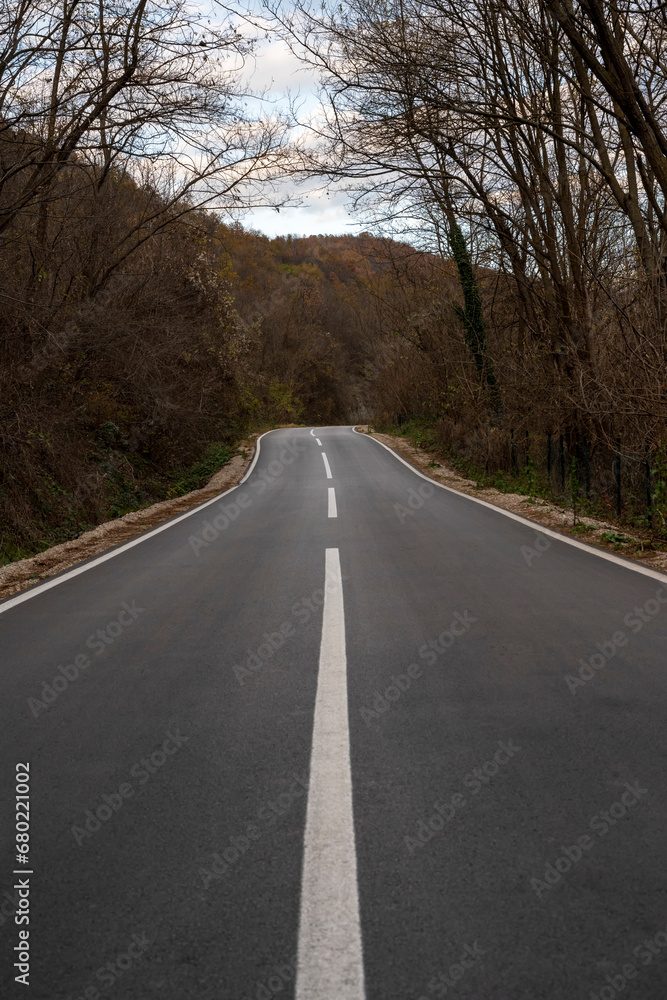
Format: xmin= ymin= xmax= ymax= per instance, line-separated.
xmin=0 ymin=0 xmax=292 ymax=236
xmin=265 ymin=0 xmax=667 ymax=464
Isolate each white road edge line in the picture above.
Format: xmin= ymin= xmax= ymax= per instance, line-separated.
xmin=328 ymin=487 xmax=337 ymax=518
xmin=322 ymin=453 xmax=333 ymax=479
xmin=316 ymin=438 xmax=322 ymax=446
xmin=0 ymin=428 xmax=282 ymax=615
xmin=351 ymin=427 xmax=667 ymax=584
xmin=295 ymin=548 xmax=365 ymax=1000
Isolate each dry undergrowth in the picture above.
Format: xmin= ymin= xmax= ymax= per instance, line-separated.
xmin=0 ymin=435 xmax=258 ymax=600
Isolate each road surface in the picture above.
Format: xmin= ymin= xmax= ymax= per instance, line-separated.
xmin=2 ymin=426 xmax=667 ymax=999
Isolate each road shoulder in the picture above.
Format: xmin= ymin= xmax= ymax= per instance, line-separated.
xmin=359 ymin=427 xmax=667 ymax=577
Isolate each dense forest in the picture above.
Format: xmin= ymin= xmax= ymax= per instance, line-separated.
xmin=1 ymin=180 xmax=429 ymax=559
xmin=4 ymin=0 xmax=667 ymax=561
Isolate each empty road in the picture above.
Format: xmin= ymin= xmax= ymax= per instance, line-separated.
xmin=2 ymin=426 xmax=667 ymax=999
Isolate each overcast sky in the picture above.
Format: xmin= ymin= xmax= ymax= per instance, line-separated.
xmin=238 ymin=28 xmax=361 ymax=239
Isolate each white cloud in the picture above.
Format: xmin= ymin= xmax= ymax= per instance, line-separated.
xmin=246 ymin=37 xmax=320 ymax=99
xmin=240 ymin=172 xmax=357 ymax=236
xmin=205 ymin=10 xmax=365 ymax=238
xmin=239 ymin=31 xmax=359 ymax=236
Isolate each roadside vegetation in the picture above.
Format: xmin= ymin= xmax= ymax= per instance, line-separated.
xmin=4 ymin=1 xmax=667 ymax=562
xmin=375 ymin=418 xmax=667 ymax=560
xmin=282 ymin=0 xmax=667 ymax=547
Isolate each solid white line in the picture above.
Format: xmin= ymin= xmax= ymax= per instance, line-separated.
xmin=316 ymin=438 xmax=322 ymax=446
xmin=295 ymin=548 xmax=365 ymax=1000
xmin=351 ymin=427 xmax=667 ymax=584
xmin=322 ymin=453 xmax=332 ymax=479
xmin=0 ymin=429 xmax=278 ymax=615
xmin=328 ymin=488 xmax=337 ymax=519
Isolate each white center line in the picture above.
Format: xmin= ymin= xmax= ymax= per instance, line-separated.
xmin=328 ymin=487 xmax=337 ymax=518
xmin=322 ymin=453 xmax=332 ymax=479
xmin=295 ymin=549 xmax=365 ymax=1000
xmin=316 ymin=438 xmax=322 ymax=446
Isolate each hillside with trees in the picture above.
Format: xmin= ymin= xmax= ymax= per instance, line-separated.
xmin=1 ymin=169 xmax=424 ymax=559
xmin=4 ymin=0 xmax=667 ymax=560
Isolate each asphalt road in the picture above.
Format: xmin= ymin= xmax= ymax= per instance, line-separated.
xmin=2 ymin=426 xmax=667 ymax=1000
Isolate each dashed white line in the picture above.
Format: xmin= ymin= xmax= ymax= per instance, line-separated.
xmin=295 ymin=548 xmax=365 ymax=1000
xmin=316 ymin=438 xmax=322 ymax=446
xmin=310 ymin=428 xmax=317 ymax=437
xmin=322 ymin=453 xmax=332 ymax=479
xmin=328 ymin=488 xmax=337 ymax=518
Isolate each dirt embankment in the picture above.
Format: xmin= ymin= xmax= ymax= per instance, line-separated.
xmin=364 ymin=428 xmax=667 ymax=577
xmin=0 ymin=435 xmax=258 ymax=601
